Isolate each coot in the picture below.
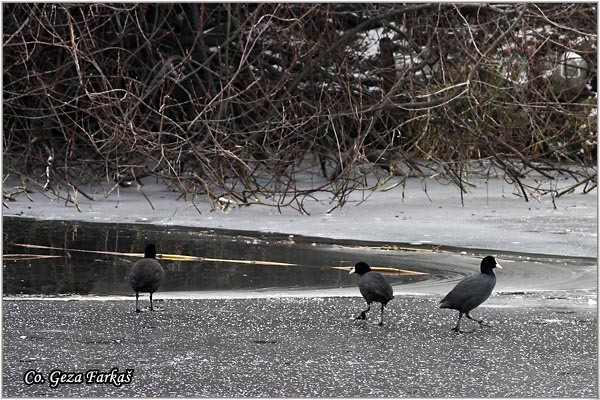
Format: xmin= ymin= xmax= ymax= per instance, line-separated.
xmin=440 ymin=256 xmax=502 ymax=332
xmin=349 ymin=261 xmax=394 ymax=325
xmin=130 ymin=244 xmax=165 ymax=312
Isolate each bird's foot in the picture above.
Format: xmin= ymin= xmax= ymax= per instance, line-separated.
xmin=135 ymin=309 xmax=142 ymax=313
xmin=451 ymin=327 xmax=475 ymax=334
xmin=353 ymin=312 xmax=367 ymax=321
xmin=479 ymin=320 xmax=493 ymax=328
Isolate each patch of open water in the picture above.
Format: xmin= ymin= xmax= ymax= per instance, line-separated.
xmin=3 ymin=217 xmax=433 ymax=296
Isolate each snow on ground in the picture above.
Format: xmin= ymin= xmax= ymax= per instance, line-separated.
xmin=3 ymin=174 xmax=597 ymax=258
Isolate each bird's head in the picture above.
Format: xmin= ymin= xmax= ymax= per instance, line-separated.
xmin=481 ymin=256 xmax=502 ymax=274
xmin=349 ymin=261 xmax=372 ymax=276
xmin=144 ymin=244 xmax=157 ymax=259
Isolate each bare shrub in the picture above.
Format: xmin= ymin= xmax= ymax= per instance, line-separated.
xmin=3 ymin=3 xmax=597 ymax=211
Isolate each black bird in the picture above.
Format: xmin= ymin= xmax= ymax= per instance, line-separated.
xmin=440 ymin=256 xmax=502 ymax=333
xmin=129 ymin=244 xmax=164 ymax=312
xmin=349 ymin=261 xmax=394 ymax=325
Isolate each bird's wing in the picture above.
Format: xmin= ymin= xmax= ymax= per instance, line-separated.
xmin=359 ymin=272 xmax=394 ymax=300
xmin=440 ymin=275 xmax=494 ymax=307
xmin=130 ymin=260 xmax=164 ymax=289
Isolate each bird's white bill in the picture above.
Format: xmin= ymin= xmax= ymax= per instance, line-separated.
xmin=348 ymin=267 xmax=356 ymax=274
xmin=495 ymin=262 xmax=503 ymax=269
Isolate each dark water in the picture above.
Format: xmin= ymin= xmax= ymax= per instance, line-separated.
xmin=3 ymin=217 xmax=431 ymax=296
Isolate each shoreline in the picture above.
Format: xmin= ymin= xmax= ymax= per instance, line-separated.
xmin=3 ymin=176 xmax=597 ymax=258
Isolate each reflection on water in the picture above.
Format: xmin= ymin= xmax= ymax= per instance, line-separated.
xmin=3 ymin=217 xmax=428 ymax=296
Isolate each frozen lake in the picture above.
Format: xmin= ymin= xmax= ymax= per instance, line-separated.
xmin=2 ymin=296 xmax=597 ymax=397
xmin=2 ymin=175 xmax=597 ymax=397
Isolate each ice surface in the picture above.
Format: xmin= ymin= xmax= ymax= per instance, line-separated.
xmin=2 ymin=296 xmax=597 ymax=397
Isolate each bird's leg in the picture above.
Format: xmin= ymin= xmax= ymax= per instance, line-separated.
xmin=135 ymin=293 xmax=141 ymax=313
xmin=451 ymin=312 xmax=464 ymax=333
xmin=466 ymin=312 xmax=490 ymax=327
xmin=377 ymin=304 xmax=385 ymax=326
xmin=149 ymin=293 xmax=155 ymax=311
xmin=355 ymin=303 xmax=370 ymax=320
